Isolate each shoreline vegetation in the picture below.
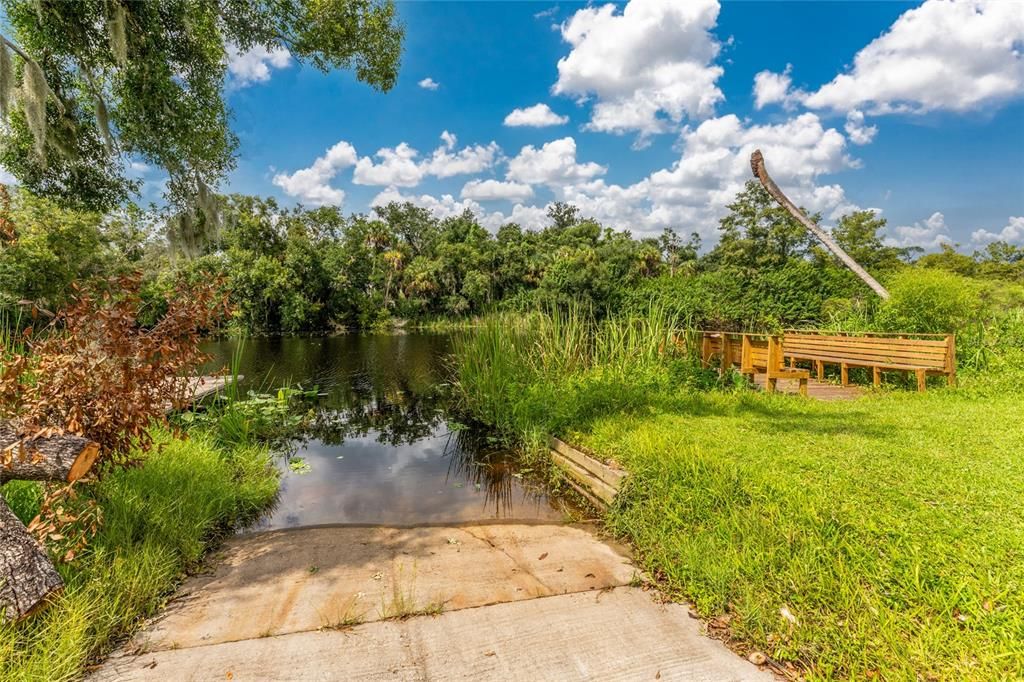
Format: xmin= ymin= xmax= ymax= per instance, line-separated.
xmin=0 ymin=429 xmax=279 ymax=681
xmin=451 ymin=304 xmax=1024 ymax=679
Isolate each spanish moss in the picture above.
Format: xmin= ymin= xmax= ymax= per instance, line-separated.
xmin=0 ymin=44 xmax=12 ymax=118
xmin=20 ymin=58 xmax=48 ymax=159
xmin=107 ymin=3 xmax=128 ymax=67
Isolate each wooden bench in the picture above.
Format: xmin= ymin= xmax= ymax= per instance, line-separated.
xmin=702 ymin=332 xmax=809 ymax=396
xmin=782 ymin=332 xmax=956 ymax=391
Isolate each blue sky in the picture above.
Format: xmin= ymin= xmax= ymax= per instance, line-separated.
xmin=211 ymin=0 xmax=1024 ymax=250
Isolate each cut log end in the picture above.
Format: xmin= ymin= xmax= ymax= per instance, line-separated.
xmin=66 ymin=441 xmax=100 ymax=483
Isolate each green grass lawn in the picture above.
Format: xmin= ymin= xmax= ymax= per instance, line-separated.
xmin=452 ymin=312 xmax=1024 ymax=679
xmin=571 ymin=389 xmax=1024 ymax=680
xmin=0 ymin=428 xmax=278 ymax=682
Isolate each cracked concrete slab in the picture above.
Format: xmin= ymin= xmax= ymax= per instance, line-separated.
xmin=128 ymin=523 xmax=638 ymax=651
xmin=96 ymin=588 xmax=771 ymax=681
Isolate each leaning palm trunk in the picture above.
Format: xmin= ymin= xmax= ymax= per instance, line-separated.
xmin=750 ymin=149 xmax=890 ymax=300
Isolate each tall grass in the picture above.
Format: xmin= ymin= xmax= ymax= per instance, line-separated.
xmin=451 ymin=304 xmax=714 ymax=458
xmin=0 ymin=307 xmax=25 ymax=357
xmin=0 ymin=429 xmax=278 ymax=681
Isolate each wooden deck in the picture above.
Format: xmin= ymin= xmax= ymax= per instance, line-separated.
xmin=752 ymin=373 xmax=862 ymax=401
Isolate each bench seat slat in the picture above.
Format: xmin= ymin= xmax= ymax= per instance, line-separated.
xmin=786 ymin=333 xmax=946 ymax=350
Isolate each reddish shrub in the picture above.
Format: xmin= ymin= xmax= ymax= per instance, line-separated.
xmin=0 ymin=274 xmax=229 ymax=466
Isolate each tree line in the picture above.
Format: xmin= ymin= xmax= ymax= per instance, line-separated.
xmin=1 ymin=181 xmax=1021 ymax=334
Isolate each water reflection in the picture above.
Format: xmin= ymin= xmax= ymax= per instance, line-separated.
xmin=202 ymin=334 xmax=565 ymax=528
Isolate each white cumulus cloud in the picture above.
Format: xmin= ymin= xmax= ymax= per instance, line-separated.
xmin=368 ymin=112 xmax=862 ymax=239
xmin=885 ymin=212 xmax=953 ymax=249
xmin=553 ymin=0 xmax=724 ymax=138
xmin=803 ymin=0 xmax=1024 ymax=114
xmin=643 ymin=112 xmax=857 ymax=232
xmin=423 ymin=132 xmax=500 ymax=179
xmin=504 ymin=104 xmax=569 ymax=127
xmin=371 ymin=187 xmax=485 ymax=222
xmin=461 ymin=179 xmax=534 ymax=202
xmin=227 ymin=44 xmax=292 ymax=87
xmin=418 ymin=77 xmax=440 ymax=90
xmin=972 ymin=216 xmax=1024 ymax=245
xmin=752 ymin=66 xmax=802 ymax=110
xmin=844 ymin=110 xmax=878 ymax=145
xmin=0 ymin=165 xmax=18 ymax=185
xmin=354 ymin=143 xmax=424 ymax=187
xmin=272 ymin=141 xmax=358 ymax=207
xmin=352 ymin=133 xmax=501 ymax=187
xmin=506 ymin=137 xmax=606 ymax=186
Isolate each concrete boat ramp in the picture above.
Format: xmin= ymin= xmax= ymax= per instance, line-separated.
xmin=94 ymin=523 xmax=771 ymax=681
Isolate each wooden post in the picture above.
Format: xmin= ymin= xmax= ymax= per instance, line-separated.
xmin=945 ymin=334 xmax=957 ymax=387
xmin=798 ymin=377 xmax=808 ymax=397
xmin=767 ymin=336 xmax=779 ymax=372
xmin=872 ymin=366 xmax=881 ymax=388
xmin=767 ymin=337 xmax=779 ymax=393
xmin=840 ymin=363 xmax=849 ymax=387
xmin=741 ymin=335 xmax=751 ymax=374
xmin=916 ymin=369 xmax=927 ymax=392
xmin=816 ymin=360 xmax=824 ymax=381
xmin=720 ymin=335 xmax=731 ymax=375
xmin=701 ymin=334 xmax=712 ymax=368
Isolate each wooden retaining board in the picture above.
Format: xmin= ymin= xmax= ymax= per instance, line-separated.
xmin=548 ymin=437 xmax=627 ymax=509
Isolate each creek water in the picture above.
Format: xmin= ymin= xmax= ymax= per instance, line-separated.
xmin=202 ymin=334 xmax=565 ymax=530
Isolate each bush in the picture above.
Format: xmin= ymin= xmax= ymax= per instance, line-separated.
xmin=875 ymin=269 xmax=984 ymax=334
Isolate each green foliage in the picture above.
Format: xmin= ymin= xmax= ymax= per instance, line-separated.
xmin=0 ymin=0 xmax=403 ymax=211
xmin=452 ymin=306 xmax=731 ymax=459
xmin=178 ymin=385 xmax=319 ymax=449
xmin=451 ymin=305 xmax=1024 ymax=679
xmin=707 ymin=181 xmax=815 ymax=272
xmin=875 ymin=268 xmax=984 ymax=333
xmin=4 ymin=181 xmax=1021 ymax=337
xmin=0 ymin=191 xmax=122 ymax=311
xmin=0 ymin=428 xmax=278 ymax=681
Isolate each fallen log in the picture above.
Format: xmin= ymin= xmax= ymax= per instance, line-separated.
xmin=0 ymin=496 xmax=63 ymax=622
xmin=0 ymin=421 xmax=100 ymax=484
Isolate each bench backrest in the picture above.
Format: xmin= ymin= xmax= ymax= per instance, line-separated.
xmin=783 ymin=333 xmax=954 ymax=372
